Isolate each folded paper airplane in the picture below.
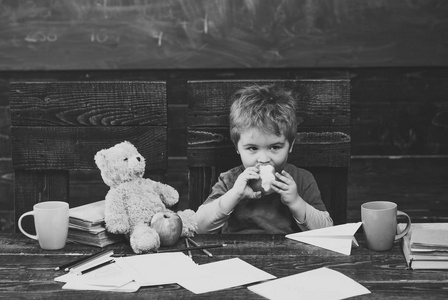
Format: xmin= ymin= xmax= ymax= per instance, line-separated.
xmin=286 ymin=222 xmax=363 ymax=255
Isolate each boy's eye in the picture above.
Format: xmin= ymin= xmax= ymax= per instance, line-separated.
xmin=247 ymin=147 xmax=258 ymax=152
xmin=271 ymin=144 xmax=284 ymax=151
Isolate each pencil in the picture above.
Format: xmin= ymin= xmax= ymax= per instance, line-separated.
xmin=54 ymin=249 xmax=111 ymax=271
xmin=78 ymin=259 xmax=115 ymax=275
xmin=185 ymin=238 xmax=193 ymax=258
xmin=55 ymin=249 xmax=114 ymax=271
xmin=187 ymin=237 xmax=213 ymax=257
xmin=157 ymin=243 xmax=226 ymax=254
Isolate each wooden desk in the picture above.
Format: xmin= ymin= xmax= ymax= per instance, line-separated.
xmin=1 ymin=233 xmax=447 ymax=299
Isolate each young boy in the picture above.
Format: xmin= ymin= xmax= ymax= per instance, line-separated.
xmin=196 ymin=84 xmax=333 ymax=234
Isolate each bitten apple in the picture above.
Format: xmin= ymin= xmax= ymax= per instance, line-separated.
xmin=150 ymin=211 xmax=183 ymax=246
xmin=249 ymin=164 xmax=276 ymax=194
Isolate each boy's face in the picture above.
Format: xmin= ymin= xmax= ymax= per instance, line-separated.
xmin=236 ymin=127 xmax=293 ymax=172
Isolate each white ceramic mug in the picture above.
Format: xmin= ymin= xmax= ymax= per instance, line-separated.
xmin=361 ymin=201 xmax=411 ymax=251
xmin=18 ymin=201 xmax=69 ymax=250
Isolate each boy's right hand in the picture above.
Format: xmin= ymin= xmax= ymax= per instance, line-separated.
xmin=233 ymin=167 xmax=262 ymax=200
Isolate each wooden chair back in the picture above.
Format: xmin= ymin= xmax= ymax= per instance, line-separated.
xmin=10 ymin=81 xmax=168 ymax=233
xmin=186 ymin=79 xmax=351 ymax=225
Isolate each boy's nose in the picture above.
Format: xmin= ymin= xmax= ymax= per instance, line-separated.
xmin=257 ymin=152 xmax=270 ymax=164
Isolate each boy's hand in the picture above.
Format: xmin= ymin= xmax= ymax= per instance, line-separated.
xmin=271 ymin=170 xmax=300 ymax=206
xmin=233 ymin=167 xmax=262 ymax=200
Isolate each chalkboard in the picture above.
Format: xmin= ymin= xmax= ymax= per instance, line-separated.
xmin=1 ymin=0 xmax=448 ymax=70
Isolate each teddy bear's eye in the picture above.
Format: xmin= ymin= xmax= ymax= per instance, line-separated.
xmin=123 ymin=158 xmax=128 ymax=162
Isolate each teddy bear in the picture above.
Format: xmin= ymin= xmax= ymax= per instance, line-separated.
xmin=94 ymin=141 xmax=197 ymax=254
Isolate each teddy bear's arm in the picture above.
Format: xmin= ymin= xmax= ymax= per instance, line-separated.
xmin=104 ymin=189 xmax=131 ymax=234
xmin=149 ymin=179 xmax=179 ymax=207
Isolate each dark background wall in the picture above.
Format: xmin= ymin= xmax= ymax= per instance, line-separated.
xmin=1 ymin=0 xmax=447 ymax=232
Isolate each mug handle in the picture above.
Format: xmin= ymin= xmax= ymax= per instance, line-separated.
xmin=395 ymin=210 xmax=411 ymax=241
xmin=18 ymin=211 xmax=38 ymax=240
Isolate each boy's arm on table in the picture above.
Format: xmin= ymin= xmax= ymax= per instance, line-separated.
xmin=291 ymin=174 xmax=333 ymax=231
xmin=293 ymin=203 xmax=333 ymax=231
xmin=196 ymin=199 xmax=230 ymax=234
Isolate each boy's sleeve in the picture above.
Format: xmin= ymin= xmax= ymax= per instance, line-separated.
xmin=195 ymin=175 xmax=232 ymax=234
xmin=295 ymin=203 xmax=333 ymax=231
xmin=295 ymin=168 xmax=334 ymax=230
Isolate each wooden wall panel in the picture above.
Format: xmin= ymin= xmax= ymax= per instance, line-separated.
xmin=11 ymin=126 xmax=167 ymax=170
xmin=1 ymin=68 xmax=447 ymax=159
xmin=1 ymin=68 xmax=447 ymax=232
xmin=9 ymin=81 xmax=167 ymax=126
xmin=347 ymin=157 xmax=448 ymax=223
xmin=187 ymin=80 xmax=350 ymax=127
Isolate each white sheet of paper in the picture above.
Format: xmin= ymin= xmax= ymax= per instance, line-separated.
xmin=114 ymin=252 xmax=199 ymax=286
xmin=63 ymin=281 xmax=140 ymax=293
xmin=61 ymin=263 xmax=139 ymax=292
xmin=54 ymin=252 xmax=116 ymax=283
xmin=286 ymin=222 xmax=362 ymax=255
xmin=248 ymin=267 xmax=370 ymax=300
xmin=177 ymin=258 xmax=276 ymax=294
xmin=67 ymin=262 xmax=133 ymax=287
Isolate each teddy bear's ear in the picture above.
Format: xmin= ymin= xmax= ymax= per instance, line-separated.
xmin=94 ymin=149 xmax=107 ymax=169
xmin=122 ymin=141 xmax=137 ymax=152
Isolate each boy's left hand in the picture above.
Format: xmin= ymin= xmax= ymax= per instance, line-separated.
xmin=271 ymin=170 xmax=299 ymax=206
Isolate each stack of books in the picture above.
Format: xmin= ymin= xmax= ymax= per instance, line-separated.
xmin=399 ymin=223 xmax=448 ymax=270
xmin=68 ymin=200 xmax=124 ymax=248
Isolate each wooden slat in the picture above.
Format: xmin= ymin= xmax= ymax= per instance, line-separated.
xmin=188 ymin=129 xmax=351 ymax=167
xmin=188 ymin=79 xmax=350 ymax=127
xmin=11 ymin=126 xmax=167 ymax=170
xmin=14 ymin=170 xmax=69 ymax=233
xmin=187 ymin=127 xmax=239 ymax=168
xmin=0 ymin=161 xmax=13 ymax=211
xmin=187 ymin=166 xmax=220 ymax=211
xmin=9 ymin=81 xmax=166 ymax=126
xmin=290 ymin=132 xmax=351 ymax=167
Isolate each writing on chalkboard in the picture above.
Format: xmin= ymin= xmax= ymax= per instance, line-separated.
xmin=1 ymin=0 xmax=448 ymax=69
xmin=25 ymin=32 xmax=58 ymax=43
xmin=11 ymin=0 xmax=211 ymax=47
xmin=24 ymin=29 xmax=124 ymax=44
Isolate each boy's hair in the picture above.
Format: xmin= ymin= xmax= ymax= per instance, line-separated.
xmin=229 ymin=84 xmax=298 ymax=146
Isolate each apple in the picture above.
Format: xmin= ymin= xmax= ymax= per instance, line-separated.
xmin=150 ymin=211 xmax=183 ymax=246
xmin=249 ymin=164 xmax=276 ymax=194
